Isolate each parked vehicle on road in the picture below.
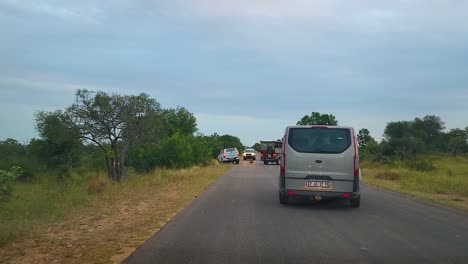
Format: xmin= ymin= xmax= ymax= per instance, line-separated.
xmin=279 ymin=125 xmax=361 ymax=208
xmin=218 ymin=148 xmax=240 ymax=164
xmin=260 ymin=140 xmax=282 ymax=165
xmin=243 ymin=148 xmax=256 ymax=160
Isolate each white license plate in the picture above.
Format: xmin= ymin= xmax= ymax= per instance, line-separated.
xmin=305 ymin=180 xmax=332 ymax=189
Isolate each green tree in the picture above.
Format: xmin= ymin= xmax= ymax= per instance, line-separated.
xmin=447 ymin=128 xmax=468 ymax=156
xmin=0 ymin=139 xmax=41 ymax=179
xmin=357 ymin=128 xmax=373 ymax=148
xmin=412 ymin=115 xmax=445 ymax=151
xmin=218 ymin=134 xmax=245 ymax=152
xmin=296 ymin=112 xmax=338 ymax=126
xmin=35 ymin=111 xmax=83 ymax=173
xmin=251 ymin=143 xmax=261 ymax=151
xmin=162 ymin=107 xmax=197 ymax=137
xmin=63 ymin=89 xmax=162 ymax=181
xmin=0 ymin=166 xmax=22 ymax=203
xmin=0 ymin=139 xmax=25 ymax=169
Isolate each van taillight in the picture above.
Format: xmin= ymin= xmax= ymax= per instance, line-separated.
xmin=280 ymin=135 xmax=286 ymax=175
xmin=223 ymin=153 xmax=226 ymax=158
xmin=311 ymin=125 xmax=328 ymax=129
xmin=353 ymin=135 xmax=359 ymax=177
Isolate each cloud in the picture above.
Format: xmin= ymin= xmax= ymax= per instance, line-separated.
xmin=0 ymin=0 xmax=467 ymax=144
xmin=0 ymin=75 xmax=104 ymax=93
xmin=1 ymin=0 xmax=102 ymax=23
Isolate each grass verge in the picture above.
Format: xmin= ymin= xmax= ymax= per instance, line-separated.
xmin=0 ymin=162 xmax=231 ymax=263
xmin=361 ymin=155 xmax=468 ymax=211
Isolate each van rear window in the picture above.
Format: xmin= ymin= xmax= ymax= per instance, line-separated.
xmin=288 ymin=128 xmax=351 ymax=154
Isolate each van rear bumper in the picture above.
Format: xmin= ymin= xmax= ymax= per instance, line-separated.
xmin=279 ymin=189 xmax=360 ymax=200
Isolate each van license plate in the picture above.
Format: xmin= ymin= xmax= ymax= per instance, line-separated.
xmin=305 ymin=180 xmax=332 ymax=189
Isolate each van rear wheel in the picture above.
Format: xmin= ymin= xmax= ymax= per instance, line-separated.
xmin=350 ymin=195 xmax=360 ymax=208
xmin=279 ymin=193 xmax=288 ymax=204
xmin=263 ymin=161 xmax=268 ymax=165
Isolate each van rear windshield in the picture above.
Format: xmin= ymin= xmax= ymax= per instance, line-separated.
xmin=226 ymin=148 xmax=237 ymax=152
xmin=288 ymin=128 xmax=351 ymax=154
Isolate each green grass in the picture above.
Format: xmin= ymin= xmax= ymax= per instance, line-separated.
xmin=0 ymin=161 xmax=231 ymax=263
xmin=0 ymin=174 xmax=98 ymax=245
xmin=362 ymin=155 xmax=468 ymax=211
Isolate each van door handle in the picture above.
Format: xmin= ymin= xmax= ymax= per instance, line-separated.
xmin=315 ymin=160 xmax=322 ymax=163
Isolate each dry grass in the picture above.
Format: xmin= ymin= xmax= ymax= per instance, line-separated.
xmin=0 ymin=162 xmax=231 ymax=264
xmin=362 ymin=155 xmax=468 ymax=211
xmin=375 ymin=171 xmax=401 ymax=181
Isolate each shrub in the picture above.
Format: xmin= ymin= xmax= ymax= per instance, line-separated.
xmin=0 ymin=166 xmax=23 ymax=203
xmin=127 ymin=134 xmax=213 ymax=171
xmin=158 ymin=133 xmax=212 ymax=169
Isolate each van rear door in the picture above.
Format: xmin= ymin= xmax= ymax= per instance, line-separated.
xmin=285 ymin=127 xmax=355 ymax=192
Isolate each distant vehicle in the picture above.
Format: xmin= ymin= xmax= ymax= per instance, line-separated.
xmin=242 ymin=148 xmax=256 ymax=160
xmin=218 ymin=148 xmax=240 ymax=164
xmin=260 ymin=140 xmax=282 ymax=165
xmin=279 ymin=125 xmax=361 ymax=208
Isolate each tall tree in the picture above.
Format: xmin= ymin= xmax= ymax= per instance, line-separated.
xmin=447 ymin=128 xmax=468 ymax=156
xmin=412 ymin=115 xmax=445 ymax=151
xmin=35 ymin=111 xmax=83 ymax=171
xmin=251 ymin=143 xmax=261 ymax=151
xmin=296 ymin=112 xmax=338 ymax=126
xmin=64 ymin=90 xmax=161 ymax=181
xmin=357 ymin=128 xmax=374 ymax=148
xmin=162 ymin=107 xmax=198 ymax=137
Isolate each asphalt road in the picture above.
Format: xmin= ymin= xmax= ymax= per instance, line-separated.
xmin=125 ymin=159 xmax=468 ymax=264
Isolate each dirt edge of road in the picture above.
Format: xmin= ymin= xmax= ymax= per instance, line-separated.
xmin=0 ymin=164 xmax=231 ymax=264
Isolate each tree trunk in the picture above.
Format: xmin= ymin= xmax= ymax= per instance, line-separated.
xmin=105 ymin=156 xmax=113 ymax=180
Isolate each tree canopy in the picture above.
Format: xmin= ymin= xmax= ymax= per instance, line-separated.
xmin=64 ymin=90 xmax=162 ymax=181
xmin=296 ymin=112 xmax=338 ymax=126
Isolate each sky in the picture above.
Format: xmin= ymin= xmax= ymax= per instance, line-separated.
xmin=1 ymin=0 xmax=467 ymax=146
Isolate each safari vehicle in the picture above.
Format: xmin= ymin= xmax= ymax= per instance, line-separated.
xmin=243 ymin=148 xmax=256 ymax=160
xmin=260 ymin=140 xmax=282 ymax=165
xmin=278 ymin=125 xmax=361 ymax=208
xmin=218 ymin=148 xmax=240 ymax=164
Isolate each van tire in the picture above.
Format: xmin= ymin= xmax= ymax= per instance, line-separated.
xmin=350 ymin=195 xmax=360 ymax=208
xmin=279 ymin=193 xmax=288 ymax=204
xmin=235 ymin=160 xmax=240 ymax=164
xmin=275 ymin=160 xmax=279 ymax=165
xmin=263 ymin=161 xmax=268 ymax=165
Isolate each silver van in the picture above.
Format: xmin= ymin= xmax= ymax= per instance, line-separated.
xmin=279 ymin=125 xmax=361 ymax=207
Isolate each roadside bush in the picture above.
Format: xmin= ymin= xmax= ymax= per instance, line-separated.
xmin=158 ymin=133 xmax=212 ymax=169
xmin=127 ymin=144 xmax=160 ymax=173
xmin=127 ymin=134 xmax=213 ymax=171
xmin=0 ymin=166 xmax=23 ymax=203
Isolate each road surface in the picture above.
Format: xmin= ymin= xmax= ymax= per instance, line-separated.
xmin=125 ymin=160 xmax=468 ymax=264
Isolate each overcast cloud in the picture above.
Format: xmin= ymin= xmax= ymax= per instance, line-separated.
xmin=1 ymin=0 xmax=467 ymax=146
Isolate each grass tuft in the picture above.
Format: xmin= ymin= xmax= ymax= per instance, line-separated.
xmin=375 ymin=171 xmax=401 ymax=181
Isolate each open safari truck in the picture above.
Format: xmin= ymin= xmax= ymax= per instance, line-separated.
xmin=260 ymin=140 xmax=283 ymax=165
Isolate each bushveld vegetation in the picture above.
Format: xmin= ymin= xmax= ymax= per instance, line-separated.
xmin=0 ymin=90 xmax=244 ymax=247
xmin=355 ymin=114 xmax=468 ymax=210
